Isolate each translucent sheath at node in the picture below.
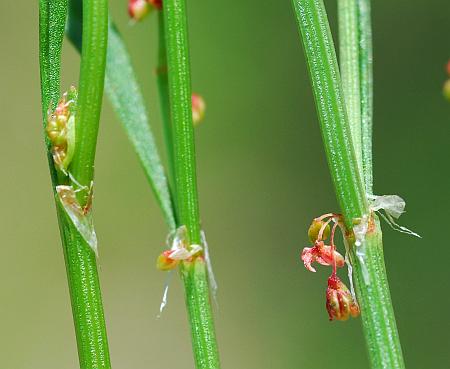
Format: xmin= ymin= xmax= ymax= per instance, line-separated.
xmin=368 ymin=194 xmax=421 ymax=238
xmin=56 ymin=185 xmax=98 ymax=255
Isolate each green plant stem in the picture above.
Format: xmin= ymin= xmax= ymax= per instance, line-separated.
xmin=162 ymin=0 xmax=221 ymax=367
xmin=163 ymin=0 xmax=200 ymax=243
xmin=357 ymin=0 xmax=374 ymax=195
xmin=70 ymin=0 xmax=108 ymax=205
xmin=58 ymin=214 xmax=112 ymax=369
xmin=39 ymin=1 xmax=111 ymax=368
xmin=292 ymin=0 xmax=367 ymax=225
xmin=291 ymin=1 xmax=405 ymax=367
xmin=349 ymin=219 xmax=404 ymax=369
xmin=338 ymin=0 xmax=362 ymax=175
xmin=39 ymin=0 xmax=67 ymax=186
xmin=181 ymin=259 xmax=220 ymax=369
xmin=157 ymin=11 xmax=176 ymax=197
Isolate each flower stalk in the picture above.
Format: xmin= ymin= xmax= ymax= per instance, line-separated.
xmin=292 ymin=0 xmax=405 ymax=367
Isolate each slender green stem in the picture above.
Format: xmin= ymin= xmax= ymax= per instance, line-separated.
xmin=157 ymin=11 xmax=176 ymax=197
xmin=39 ymin=1 xmax=111 ymax=368
xmin=181 ymin=259 xmax=220 ymax=369
xmin=338 ymin=0 xmax=362 ymax=176
xmin=337 ymin=0 xmax=373 ymax=193
xmin=157 ymin=10 xmax=178 ymax=222
xmin=292 ymin=0 xmax=367 ymax=225
xmin=357 ymin=0 xmax=374 ymax=195
xmin=292 ymin=1 xmax=405 ymax=367
xmin=70 ymin=0 xmax=108 ymax=205
xmin=349 ymin=220 xmax=404 ymax=368
xmin=162 ymin=0 xmax=221 ymax=367
xmin=39 ymin=0 xmax=67 ymax=186
xmin=57 ymin=213 xmax=112 ymax=369
xmin=163 ymin=0 xmax=200 ymax=243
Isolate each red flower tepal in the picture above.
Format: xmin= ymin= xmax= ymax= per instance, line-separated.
xmin=301 ymin=240 xmax=345 ymax=272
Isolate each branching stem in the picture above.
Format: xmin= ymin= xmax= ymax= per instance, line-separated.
xmin=292 ymin=1 xmax=405 ymax=367
xmin=39 ymin=1 xmax=111 ymax=368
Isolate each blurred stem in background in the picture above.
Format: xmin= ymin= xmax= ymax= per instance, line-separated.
xmin=291 ymin=0 xmax=405 ymax=367
xmin=161 ymin=0 xmax=221 ymax=367
xmin=39 ymin=0 xmax=111 ymax=368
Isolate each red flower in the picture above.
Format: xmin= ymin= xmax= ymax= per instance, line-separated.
xmin=326 ymin=274 xmax=360 ymax=321
xmin=301 ymin=240 xmax=345 ymax=272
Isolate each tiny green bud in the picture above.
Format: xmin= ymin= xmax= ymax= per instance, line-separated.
xmin=308 ymin=219 xmax=330 ymax=242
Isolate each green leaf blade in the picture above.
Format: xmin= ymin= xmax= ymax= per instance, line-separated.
xmin=67 ymin=3 xmax=176 ymax=229
xmin=105 ymin=25 xmax=176 ymax=230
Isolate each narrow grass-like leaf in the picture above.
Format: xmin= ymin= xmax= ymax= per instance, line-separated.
xmin=67 ymin=0 xmax=176 ymax=229
xmin=105 ymin=24 xmax=176 ymax=229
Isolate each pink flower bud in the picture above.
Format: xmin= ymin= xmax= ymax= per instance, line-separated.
xmin=326 ymin=275 xmax=360 ymax=321
xmin=301 ymin=241 xmax=345 ymax=272
xmin=128 ymin=0 xmax=150 ymax=21
xmin=192 ymin=93 xmax=206 ymax=126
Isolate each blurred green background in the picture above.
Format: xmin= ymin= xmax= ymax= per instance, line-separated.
xmin=1 ymin=0 xmax=449 ymax=368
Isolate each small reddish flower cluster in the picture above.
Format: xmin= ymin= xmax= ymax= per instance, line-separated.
xmin=301 ymin=214 xmax=360 ymax=321
xmin=443 ymin=60 xmax=450 ymax=101
xmin=156 ymin=226 xmax=203 ymax=271
xmin=128 ymin=0 xmax=162 ymax=22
